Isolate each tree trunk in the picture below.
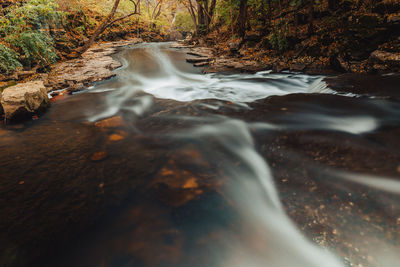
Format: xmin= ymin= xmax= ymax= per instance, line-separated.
xmin=236 ymin=0 xmax=248 ymax=38
xmin=307 ymin=0 xmax=314 ymax=37
xmin=76 ymin=0 xmax=122 ymax=55
xmin=197 ymin=1 xmax=206 ymax=35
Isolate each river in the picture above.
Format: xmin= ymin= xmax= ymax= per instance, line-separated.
xmin=0 ymin=42 xmax=399 ymax=267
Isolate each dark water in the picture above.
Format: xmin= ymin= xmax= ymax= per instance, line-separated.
xmin=0 ymin=43 xmax=399 ymax=267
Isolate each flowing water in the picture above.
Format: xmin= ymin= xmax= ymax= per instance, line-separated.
xmin=0 ymin=43 xmax=399 ymax=267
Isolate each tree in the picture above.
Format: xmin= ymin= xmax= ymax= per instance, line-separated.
xmin=143 ymin=0 xmax=163 ymax=28
xmin=235 ymin=0 xmax=248 ymax=37
xmin=179 ymin=0 xmax=217 ymax=36
xmin=75 ymin=0 xmax=140 ymax=55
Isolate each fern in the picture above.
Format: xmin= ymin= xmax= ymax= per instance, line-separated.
xmin=0 ymin=44 xmax=22 ymax=74
xmin=0 ymin=0 xmax=62 ymax=72
xmin=5 ymin=30 xmax=57 ymax=67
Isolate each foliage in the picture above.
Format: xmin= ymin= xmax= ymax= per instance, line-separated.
xmin=0 ymin=0 xmax=62 ymax=72
xmin=5 ymin=31 xmax=57 ymax=66
xmin=0 ymin=44 xmax=22 ymax=74
xmin=0 ymin=0 xmax=62 ymax=35
xmin=215 ymin=0 xmax=239 ymax=25
xmin=174 ymin=12 xmax=194 ymax=32
xmin=269 ymin=24 xmax=288 ymax=52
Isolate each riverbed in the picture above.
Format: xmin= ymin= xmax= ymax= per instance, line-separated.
xmin=0 ymin=42 xmax=399 ymax=267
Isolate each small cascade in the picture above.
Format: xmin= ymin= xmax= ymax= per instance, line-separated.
xmin=307 ymin=77 xmax=334 ymax=94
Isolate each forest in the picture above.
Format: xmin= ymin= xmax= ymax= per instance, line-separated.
xmin=0 ymin=0 xmax=399 ymax=79
xmin=0 ymin=1 xmax=400 ymax=267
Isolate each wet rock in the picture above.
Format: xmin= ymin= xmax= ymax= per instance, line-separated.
xmin=170 ymin=43 xmax=194 ymax=49
xmin=290 ymin=63 xmax=307 ymax=72
xmin=369 ymin=50 xmax=400 ymax=71
xmin=273 ymin=63 xmax=289 ymax=73
xmin=48 ymin=38 xmax=143 ymax=91
xmin=187 ymin=47 xmax=214 ymax=58
xmin=336 ymin=56 xmax=351 ymax=72
xmin=204 ymin=57 xmax=266 ymax=73
xmin=388 ymin=15 xmax=400 ymax=25
xmin=186 ymin=57 xmax=211 ymax=63
xmin=0 ymin=81 xmax=49 ymax=122
xmin=324 ymin=73 xmax=400 ymax=98
xmin=193 ymin=62 xmax=209 ymax=67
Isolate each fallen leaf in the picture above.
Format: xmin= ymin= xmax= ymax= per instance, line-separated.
xmin=90 ymin=151 xmax=107 ymax=161
xmin=94 ymin=116 xmax=124 ymax=128
xmin=109 ymin=134 xmax=124 ymax=141
xmin=183 ymin=178 xmax=199 ymax=189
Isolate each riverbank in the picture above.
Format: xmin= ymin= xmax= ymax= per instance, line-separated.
xmin=183 ymin=0 xmax=400 ymax=75
xmin=3 ymin=38 xmax=400 ymax=124
xmin=0 ymin=38 xmax=144 ymax=123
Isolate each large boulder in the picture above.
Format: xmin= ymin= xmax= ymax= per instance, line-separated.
xmin=0 ymin=81 xmax=49 ymax=122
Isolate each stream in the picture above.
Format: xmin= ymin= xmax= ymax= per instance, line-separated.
xmin=0 ymin=42 xmax=399 ymax=267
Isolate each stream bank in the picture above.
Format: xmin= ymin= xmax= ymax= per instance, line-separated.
xmin=0 ymin=38 xmax=144 ymax=123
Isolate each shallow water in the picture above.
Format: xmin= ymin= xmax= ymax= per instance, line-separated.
xmin=0 ymin=43 xmax=399 ymax=267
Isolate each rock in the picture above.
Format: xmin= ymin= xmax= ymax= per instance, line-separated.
xmin=290 ymin=63 xmax=307 ymax=72
xmin=170 ymin=43 xmax=194 ymax=49
xmin=337 ymin=56 xmax=351 ymax=72
xmin=187 ymin=51 xmax=213 ymax=58
xmin=48 ymin=38 xmax=142 ymax=91
xmin=273 ymin=63 xmax=289 ymax=73
xmin=228 ymin=38 xmax=243 ymax=53
xmin=369 ymin=50 xmax=400 ymax=71
xmin=186 ymin=57 xmax=211 ymax=63
xmin=388 ymin=15 xmax=400 ymax=24
xmin=187 ymin=47 xmax=214 ymax=57
xmin=0 ymin=81 xmax=50 ymax=122
xmin=194 ymin=62 xmax=209 ymax=67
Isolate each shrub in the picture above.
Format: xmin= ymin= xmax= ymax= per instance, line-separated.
xmin=0 ymin=0 xmax=62 ymax=72
xmin=269 ymin=25 xmax=289 ymax=52
xmin=0 ymin=44 xmax=22 ymax=74
xmin=5 ymin=31 xmax=57 ymax=67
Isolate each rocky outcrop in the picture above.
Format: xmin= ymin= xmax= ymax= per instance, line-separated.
xmin=1 ymin=81 xmax=49 ymax=122
xmin=47 ymin=38 xmax=143 ymax=91
xmin=369 ymin=50 xmax=400 ymax=72
xmin=186 ymin=57 xmax=211 ymax=64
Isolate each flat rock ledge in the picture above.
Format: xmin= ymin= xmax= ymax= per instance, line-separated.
xmin=172 ymin=42 xmax=267 ymax=73
xmin=47 ymin=38 xmax=143 ymax=92
xmin=1 ymin=81 xmax=49 ymax=122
